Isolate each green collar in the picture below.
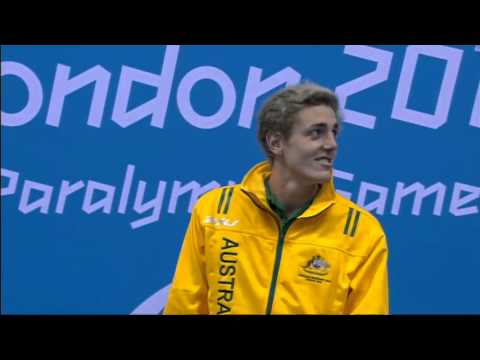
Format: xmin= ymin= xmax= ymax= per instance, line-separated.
xmin=264 ymin=178 xmax=318 ymax=225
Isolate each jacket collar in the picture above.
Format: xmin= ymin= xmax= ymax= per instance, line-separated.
xmin=240 ymin=161 xmax=336 ymax=218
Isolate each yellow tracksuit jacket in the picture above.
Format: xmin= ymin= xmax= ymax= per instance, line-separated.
xmin=164 ymin=161 xmax=389 ymax=314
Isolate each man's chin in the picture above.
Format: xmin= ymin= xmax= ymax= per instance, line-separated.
xmin=304 ymin=169 xmax=331 ymax=185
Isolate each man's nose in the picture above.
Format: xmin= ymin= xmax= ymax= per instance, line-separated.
xmin=323 ymin=132 xmax=337 ymax=151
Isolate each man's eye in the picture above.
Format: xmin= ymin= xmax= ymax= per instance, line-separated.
xmin=311 ymin=129 xmax=322 ymax=136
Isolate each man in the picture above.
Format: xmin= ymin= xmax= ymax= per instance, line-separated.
xmin=164 ymin=83 xmax=389 ymax=314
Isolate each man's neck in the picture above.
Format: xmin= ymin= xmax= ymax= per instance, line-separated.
xmin=268 ymin=161 xmax=319 ymax=216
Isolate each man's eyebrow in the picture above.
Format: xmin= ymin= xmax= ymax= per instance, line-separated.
xmin=308 ymin=122 xmax=339 ymax=129
xmin=308 ymin=123 xmax=328 ymax=128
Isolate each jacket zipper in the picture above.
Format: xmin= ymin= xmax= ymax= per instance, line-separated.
xmin=265 ymin=218 xmax=295 ymax=315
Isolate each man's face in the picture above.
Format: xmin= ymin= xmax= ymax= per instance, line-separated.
xmin=275 ymin=105 xmax=339 ymax=185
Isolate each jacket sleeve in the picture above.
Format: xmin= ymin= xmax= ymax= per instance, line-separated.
xmin=164 ymin=205 xmax=209 ymax=314
xmin=345 ymin=233 xmax=389 ymax=315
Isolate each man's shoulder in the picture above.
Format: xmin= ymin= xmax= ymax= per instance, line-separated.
xmin=194 ymin=184 xmax=242 ymax=212
xmin=334 ymin=191 xmax=385 ymax=235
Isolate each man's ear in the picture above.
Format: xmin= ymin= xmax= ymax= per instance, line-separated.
xmin=266 ymin=131 xmax=284 ymax=156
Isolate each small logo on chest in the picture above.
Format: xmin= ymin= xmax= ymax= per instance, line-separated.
xmin=203 ymin=216 xmax=239 ymax=227
xmin=298 ymin=255 xmax=331 ymax=284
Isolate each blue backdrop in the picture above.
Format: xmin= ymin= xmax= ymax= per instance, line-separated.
xmin=1 ymin=45 xmax=479 ymax=314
